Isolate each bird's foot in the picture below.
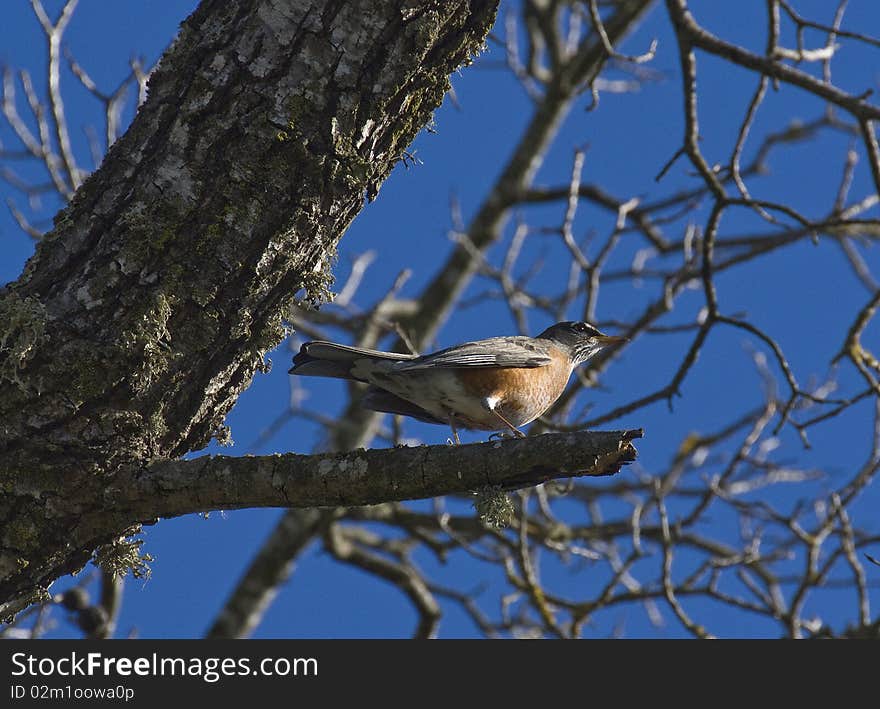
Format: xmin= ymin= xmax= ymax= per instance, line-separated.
xmin=488 ymin=430 xmax=523 ymax=441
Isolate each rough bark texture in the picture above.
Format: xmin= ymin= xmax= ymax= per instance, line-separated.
xmin=0 ymin=0 xmax=499 ymax=621
xmin=128 ymin=429 xmax=642 ymax=516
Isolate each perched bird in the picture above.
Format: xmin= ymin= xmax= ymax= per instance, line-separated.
xmin=288 ymin=321 xmax=625 ymax=442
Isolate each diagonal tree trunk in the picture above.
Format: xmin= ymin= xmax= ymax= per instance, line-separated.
xmin=0 ymin=0 xmax=500 ymax=621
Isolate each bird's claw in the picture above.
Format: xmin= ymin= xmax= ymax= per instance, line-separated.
xmin=488 ymin=431 xmax=521 ymax=441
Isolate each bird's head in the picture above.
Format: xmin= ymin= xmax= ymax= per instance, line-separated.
xmin=537 ymin=321 xmax=627 ymax=365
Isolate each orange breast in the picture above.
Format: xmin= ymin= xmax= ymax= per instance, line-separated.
xmin=455 ymin=346 xmax=572 ymax=426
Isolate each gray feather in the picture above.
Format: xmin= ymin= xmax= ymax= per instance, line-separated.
xmin=289 ymin=341 xmax=418 ymax=379
xmin=288 ymin=359 xmax=357 ymax=379
xmin=361 ymin=387 xmax=446 ymax=425
xmin=396 ymin=336 xmax=551 ymax=370
xmin=300 ymin=341 xmax=419 ymax=363
xmin=290 ymin=335 xmax=551 ymax=381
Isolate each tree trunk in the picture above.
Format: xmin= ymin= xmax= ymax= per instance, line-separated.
xmin=0 ymin=0 xmax=499 ymax=621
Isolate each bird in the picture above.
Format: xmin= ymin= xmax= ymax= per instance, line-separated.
xmin=288 ymin=321 xmax=625 ymax=443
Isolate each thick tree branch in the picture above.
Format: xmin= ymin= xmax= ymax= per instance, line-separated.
xmin=122 ymin=430 xmax=642 ymax=520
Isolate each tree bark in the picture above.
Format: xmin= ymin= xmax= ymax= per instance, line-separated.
xmin=0 ymin=0 xmax=499 ymax=621
xmin=125 ymin=429 xmax=642 ymax=516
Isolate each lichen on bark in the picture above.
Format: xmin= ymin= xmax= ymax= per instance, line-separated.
xmin=0 ymin=293 xmax=48 ymax=390
xmin=0 ymin=0 xmax=500 ymax=622
xmin=93 ymin=536 xmax=153 ymax=581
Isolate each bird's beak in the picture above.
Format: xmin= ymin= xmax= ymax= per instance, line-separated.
xmin=594 ymin=335 xmax=628 ymax=346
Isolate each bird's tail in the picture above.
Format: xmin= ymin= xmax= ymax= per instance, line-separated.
xmin=288 ymin=341 xmax=418 ymax=380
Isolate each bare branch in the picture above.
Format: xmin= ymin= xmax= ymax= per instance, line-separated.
xmin=123 ymin=430 xmax=642 ymax=521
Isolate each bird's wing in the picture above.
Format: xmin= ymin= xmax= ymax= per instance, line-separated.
xmin=398 ymin=336 xmax=552 ymax=370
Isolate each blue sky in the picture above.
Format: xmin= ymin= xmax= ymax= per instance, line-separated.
xmin=2 ymin=1 xmax=878 ymax=638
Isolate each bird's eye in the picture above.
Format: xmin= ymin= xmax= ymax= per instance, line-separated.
xmin=573 ymin=322 xmax=601 ymax=337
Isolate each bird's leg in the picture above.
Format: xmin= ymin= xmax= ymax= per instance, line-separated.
xmin=447 ymin=415 xmax=461 ymax=445
xmin=491 ymin=410 xmax=526 ymax=439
